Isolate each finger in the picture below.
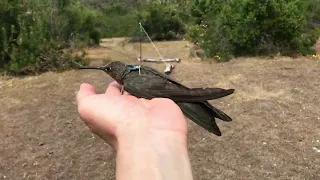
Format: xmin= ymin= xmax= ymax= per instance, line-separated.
xmin=76 ymin=83 xmax=96 ymax=104
xmin=105 ymin=81 xmax=122 ymax=96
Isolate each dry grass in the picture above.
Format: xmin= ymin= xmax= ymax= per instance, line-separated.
xmin=0 ymin=38 xmax=320 ymax=179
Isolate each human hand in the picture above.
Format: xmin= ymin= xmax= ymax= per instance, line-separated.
xmin=76 ymin=81 xmax=188 ymax=150
xmin=76 ymin=81 xmax=193 ymax=180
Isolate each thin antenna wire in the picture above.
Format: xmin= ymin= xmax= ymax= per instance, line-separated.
xmin=139 ymin=22 xmax=168 ymax=65
xmin=139 ymin=21 xmax=142 ymax=60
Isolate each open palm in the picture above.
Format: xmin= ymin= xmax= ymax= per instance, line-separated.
xmin=76 ymin=81 xmax=188 ymax=149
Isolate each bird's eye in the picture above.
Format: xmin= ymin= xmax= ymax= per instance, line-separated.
xmin=106 ymin=67 xmax=111 ymax=71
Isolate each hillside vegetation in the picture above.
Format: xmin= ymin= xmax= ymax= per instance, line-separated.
xmin=1 ymin=0 xmax=320 ymax=75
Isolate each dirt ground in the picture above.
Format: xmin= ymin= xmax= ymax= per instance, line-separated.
xmin=1 ymin=38 xmax=320 ymax=180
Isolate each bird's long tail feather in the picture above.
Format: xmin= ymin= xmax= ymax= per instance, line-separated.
xmin=177 ymin=102 xmax=231 ymax=136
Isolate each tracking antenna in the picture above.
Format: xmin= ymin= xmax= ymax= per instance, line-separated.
xmin=139 ymin=21 xmax=142 ymax=61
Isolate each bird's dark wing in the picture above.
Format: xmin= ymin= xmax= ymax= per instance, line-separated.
xmin=123 ymin=66 xmax=234 ymax=102
xmin=203 ymin=101 xmax=232 ymax=122
xmin=146 ymin=87 xmax=235 ymax=102
xmin=139 ymin=66 xmax=233 ymax=121
xmin=138 ymin=65 xmax=188 ymax=88
xmin=177 ymin=102 xmax=222 ymax=136
xmin=123 ymin=74 xmax=168 ymax=99
xmin=176 ymin=101 xmax=233 ymax=136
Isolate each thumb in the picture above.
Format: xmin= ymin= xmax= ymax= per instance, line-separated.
xmin=76 ymin=83 xmax=96 ymax=104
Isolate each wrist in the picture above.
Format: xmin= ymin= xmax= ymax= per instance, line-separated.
xmin=116 ymin=130 xmax=193 ymax=180
xmin=117 ymin=128 xmax=188 ymax=151
xmin=118 ymin=130 xmax=188 ymax=156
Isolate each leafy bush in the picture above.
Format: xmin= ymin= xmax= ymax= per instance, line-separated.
xmin=101 ymin=4 xmax=139 ymax=38
xmin=62 ymin=2 xmax=102 ymax=45
xmin=0 ymin=0 xmax=53 ymax=73
xmin=0 ymin=0 xmax=97 ymax=75
xmin=188 ymin=0 xmax=320 ymax=61
xmin=137 ymin=2 xmax=186 ymax=41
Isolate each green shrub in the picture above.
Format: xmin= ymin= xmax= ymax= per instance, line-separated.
xmin=0 ymin=0 xmax=99 ymax=75
xmin=188 ymin=0 xmax=320 ymax=61
xmin=101 ymin=4 xmax=138 ymax=38
xmin=0 ymin=0 xmax=52 ymax=73
xmin=63 ymin=2 xmax=102 ymax=45
xmin=137 ymin=2 xmax=186 ymax=41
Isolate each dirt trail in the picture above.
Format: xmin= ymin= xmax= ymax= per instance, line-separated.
xmin=1 ymin=38 xmax=320 ymax=180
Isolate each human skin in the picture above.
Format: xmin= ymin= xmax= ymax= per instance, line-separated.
xmin=76 ymin=81 xmax=194 ymax=180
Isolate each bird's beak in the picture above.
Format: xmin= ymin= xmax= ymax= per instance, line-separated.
xmin=78 ymin=66 xmax=103 ymax=70
xmin=78 ymin=65 xmax=111 ymax=72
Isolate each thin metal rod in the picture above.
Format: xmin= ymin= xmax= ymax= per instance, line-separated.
xmin=139 ymin=21 xmax=142 ymax=60
xmin=139 ymin=22 xmax=168 ymax=65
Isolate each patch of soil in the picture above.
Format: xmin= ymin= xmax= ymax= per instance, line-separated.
xmin=1 ymin=38 xmax=320 ymax=179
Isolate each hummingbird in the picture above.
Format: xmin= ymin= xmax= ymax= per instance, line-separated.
xmin=79 ymin=61 xmax=235 ymax=136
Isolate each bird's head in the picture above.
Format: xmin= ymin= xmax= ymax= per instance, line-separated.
xmin=79 ymin=61 xmax=127 ymax=84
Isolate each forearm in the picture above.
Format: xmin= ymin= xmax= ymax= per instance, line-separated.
xmin=116 ymin=131 xmax=194 ymax=180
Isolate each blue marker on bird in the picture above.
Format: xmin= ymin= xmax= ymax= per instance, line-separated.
xmin=128 ymin=65 xmax=141 ymax=71
xmin=128 ymin=65 xmax=141 ymax=75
